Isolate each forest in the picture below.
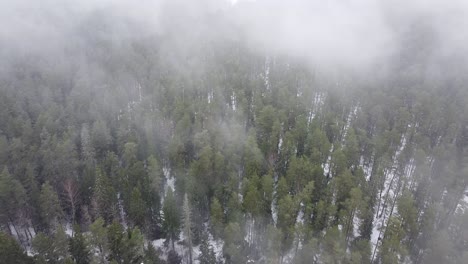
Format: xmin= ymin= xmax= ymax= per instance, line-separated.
xmin=1 ymin=0 xmax=468 ymax=263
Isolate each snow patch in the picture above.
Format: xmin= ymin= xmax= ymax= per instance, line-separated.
xmin=322 ymin=145 xmax=334 ymax=177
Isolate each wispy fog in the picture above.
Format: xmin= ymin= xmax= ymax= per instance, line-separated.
xmin=2 ymin=0 xmax=468 ymax=74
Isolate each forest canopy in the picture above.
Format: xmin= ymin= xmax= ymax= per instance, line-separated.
xmin=1 ymin=0 xmax=468 ymax=263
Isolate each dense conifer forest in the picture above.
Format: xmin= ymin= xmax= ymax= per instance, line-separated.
xmin=1 ymin=0 xmax=468 ymax=263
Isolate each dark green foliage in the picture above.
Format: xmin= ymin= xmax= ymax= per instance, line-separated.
xmin=210 ymin=197 xmax=224 ymax=237
xmin=199 ymin=232 xmax=217 ymax=264
xmin=107 ymin=222 xmax=145 ymax=264
xmin=93 ymin=168 xmax=117 ymax=224
xmin=32 ymin=228 xmax=70 ymax=264
xmin=163 ymin=189 xmax=180 ymax=249
xmin=69 ymin=227 xmax=90 ymax=264
xmin=38 ymin=181 xmax=63 ymax=232
xmin=144 ymin=243 xmax=163 ymax=264
xmin=128 ymin=187 xmax=146 ymax=228
xmin=0 ymin=232 xmax=34 ymax=264
xmin=0 ymin=167 xmax=26 ymax=230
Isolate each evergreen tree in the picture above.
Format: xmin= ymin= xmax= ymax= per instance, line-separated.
xmin=379 ymin=216 xmax=407 ymax=264
xmin=55 ymin=225 xmax=71 ymax=262
xmin=32 ymin=232 xmax=60 ymax=264
xmin=93 ymin=168 xmax=116 ymax=223
xmin=143 ymin=243 xmax=162 ymax=264
xmin=182 ymin=193 xmax=193 ymax=264
xmin=38 ymin=181 xmax=63 ymax=232
xmin=107 ymin=221 xmax=125 ymax=263
xmin=69 ymin=226 xmax=90 ymax=264
xmin=0 ymin=167 xmax=26 ymax=236
xmin=210 ymin=197 xmax=224 ymax=238
xmin=89 ymin=217 xmax=108 ymax=264
xmin=163 ymin=188 xmax=180 ymax=249
xmin=223 ymin=222 xmax=245 ymax=264
xmin=0 ymin=232 xmax=34 ymax=264
xmin=128 ymin=187 xmax=146 ymax=228
xmin=199 ymin=232 xmax=217 ymax=264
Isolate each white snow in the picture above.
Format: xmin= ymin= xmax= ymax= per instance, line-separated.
xmin=207 ymin=90 xmax=214 ymax=104
xmin=296 ymin=203 xmax=305 ymax=225
xmin=117 ymin=192 xmax=128 ymax=229
xmin=360 ymin=155 xmax=374 ymax=181
xmin=244 ymin=218 xmax=255 ymax=246
xmin=322 ymin=145 xmax=334 ymax=177
xmin=371 ymin=133 xmax=408 ymax=254
xmin=277 ymin=137 xmax=283 ymax=154
xmin=138 ymin=82 xmax=142 ymax=102
xmin=308 ymin=92 xmax=325 ymax=123
xmin=65 ymin=223 xmax=73 ymax=237
xmin=151 ymin=224 xmax=224 ymax=264
xmin=163 ymin=166 xmax=175 ymax=199
xmin=352 ymin=215 xmax=361 ymax=238
xmin=231 ymin=94 xmax=237 ymax=111
xmin=271 ymin=173 xmax=279 ymax=225
xmin=263 ymin=56 xmax=271 ymax=91
xmin=455 ymin=188 xmax=468 ymax=214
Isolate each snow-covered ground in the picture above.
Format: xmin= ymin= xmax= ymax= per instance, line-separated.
xmin=152 ymin=226 xmax=224 ymax=264
xmin=455 ymin=188 xmax=468 ymax=214
xmin=271 ymin=172 xmax=279 ymax=225
xmin=263 ymin=56 xmax=271 ymax=92
xmin=117 ymin=192 xmax=127 ymax=229
xmin=352 ymin=214 xmax=361 ymax=238
xmin=371 ymin=132 xmax=409 ymax=255
xmin=322 ymin=145 xmax=334 ymax=177
xmin=341 ymin=105 xmax=359 ymax=146
xmin=161 ymin=166 xmax=175 ymax=205
xmin=308 ymin=92 xmax=325 ymax=123
xmin=360 ymin=155 xmax=374 ymax=181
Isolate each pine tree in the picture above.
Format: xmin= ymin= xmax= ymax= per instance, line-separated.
xmin=69 ymin=226 xmax=90 ymax=264
xmin=128 ymin=187 xmax=146 ymax=228
xmin=182 ymin=193 xmax=193 ymax=264
xmin=38 ymin=181 xmax=62 ymax=232
xmin=32 ymin=232 xmax=62 ymax=264
xmin=243 ymin=176 xmax=261 ymax=217
xmin=210 ymin=197 xmax=223 ymax=237
xmin=0 ymin=167 xmax=26 ymax=237
xmin=107 ymin=221 xmax=124 ymax=263
xmin=122 ymin=227 xmax=145 ymax=264
xmin=93 ymin=168 xmax=116 ymax=223
xmin=264 ymin=225 xmax=282 ymax=264
xmin=147 ymin=155 xmax=163 ymax=193
xmin=0 ymin=232 xmax=34 ymax=264
xmin=89 ymin=217 xmax=108 ymax=264
xmin=260 ymin=173 xmax=274 ymax=216
xmin=379 ymin=216 xmax=407 ymax=264
xmin=55 ymin=225 xmax=71 ymax=262
xmin=163 ymin=188 xmax=180 ymax=249
xmin=144 ymin=243 xmax=162 ymax=264
xmin=199 ymin=232 xmax=217 ymax=264
xmin=223 ymin=222 xmax=245 ymax=264
xmin=277 ymin=194 xmax=297 ymax=258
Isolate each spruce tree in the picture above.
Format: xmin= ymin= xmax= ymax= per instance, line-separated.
xmin=38 ymin=181 xmax=62 ymax=232
xmin=182 ymin=193 xmax=193 ymax=264
xmin=199 ymin=232 xmax=217 ymax=264
xmin=163 ymin=188 xmax=180 ymax=249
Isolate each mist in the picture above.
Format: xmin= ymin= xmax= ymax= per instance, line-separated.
xmin=1 ymin=1 xmax=468 ymax=264
xmin=2 ymin=0 xmax=468 ymax=74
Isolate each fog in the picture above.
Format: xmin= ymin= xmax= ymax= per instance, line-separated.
xmin=2 ymin=0 xmax=468 ymax=74
xmin=1 ymin=1 xmax=468 ymax=263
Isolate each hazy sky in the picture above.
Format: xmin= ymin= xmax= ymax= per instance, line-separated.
xmin=1 ymin=0 xmax=468 ymax=74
